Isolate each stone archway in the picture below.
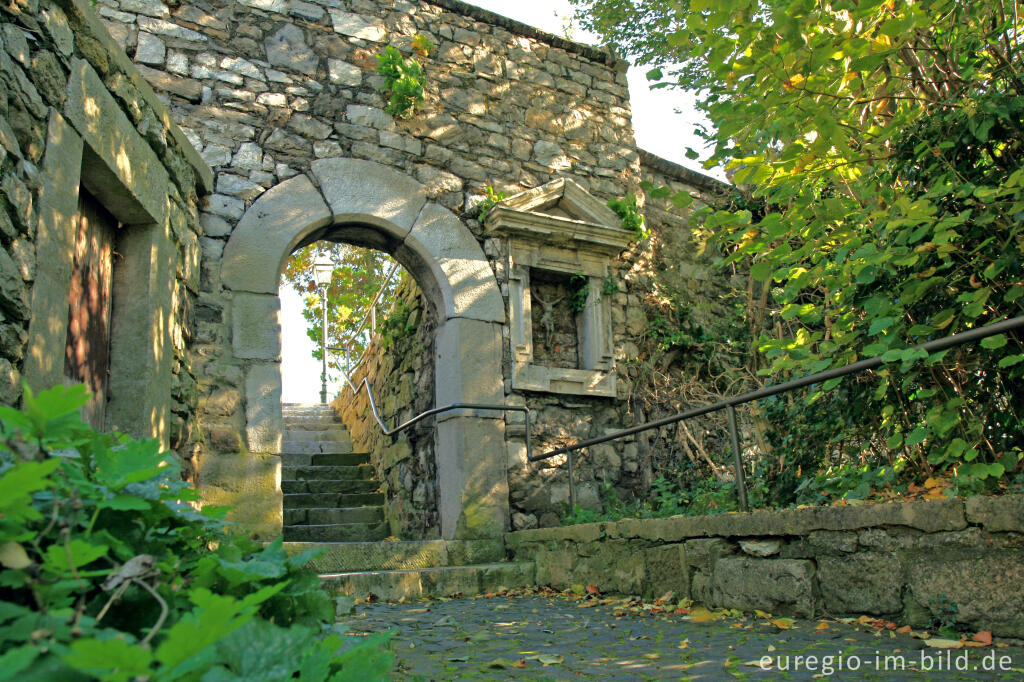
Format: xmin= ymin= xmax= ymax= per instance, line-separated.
xmin=220 ymin=158 xmax=508 ymax=540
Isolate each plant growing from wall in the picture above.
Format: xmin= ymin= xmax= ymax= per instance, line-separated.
xmin=567 ymin=272 xmax=590 ymax=313
xmin=601 ymin=275 xmax=619 ymax=296
xmin=476 ymin=185 xmax=508 ymax=222
xmin=607 ymin=194 xmax=647 ymax=239
xmin=0 ymin=385 xmax=393 ymax=679
xmin=376 ymin=36 xmax=433 ymax=120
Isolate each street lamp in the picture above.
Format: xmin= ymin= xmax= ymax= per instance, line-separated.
xmin=312 ymin=255 xmax=333 ymax=404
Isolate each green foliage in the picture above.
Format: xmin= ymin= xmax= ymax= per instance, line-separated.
xmin=606 ymin=194 xmax=647 ymax=239
xmin=377 ymin=299 xmax=418 ymax=351
xmin=575 ymin=0 xmax=1024 ymax=494
xmin=375 ymin=44 xmax=429 ymax=119
xmin=567 ymin=273 xmax=590 ymax=313
xmin=0 ymin=385 xmax=393 ymax=681
xmin=282 ymin=244 xmax=400 ymax=373
xmin=476 ymin=185 xmax=508 ymax=222
xmin=601 ymin=275 xmax=619 ymax=296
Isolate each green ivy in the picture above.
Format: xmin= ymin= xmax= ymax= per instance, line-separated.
xmin=601 ymin=275 xmax=619 ymax=296
xmin=476 ymin=185 xmax=507 ymax=222
xmin=607 ymin=194 xmax=647 ymax=239
xmin=375 ymin=43 xmax=430 ymax=119
xmin=0 ymin=385 xmax=393 ymax=681
xmin=567 ymin=273 xmax=590 ymax=313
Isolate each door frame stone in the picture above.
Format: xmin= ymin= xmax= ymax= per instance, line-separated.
xmin=220 ymin=158 xmax=509 ymax=540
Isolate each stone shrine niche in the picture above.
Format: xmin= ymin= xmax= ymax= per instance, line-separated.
xmin=484 ymin=179 xmax=634 ymax=397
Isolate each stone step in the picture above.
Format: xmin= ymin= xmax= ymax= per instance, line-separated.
xmin=283 ymin=402 xmax=336 ymax=411
xmin=284 ymin=506 xmax=384 ymax=526
xmin=283 ymin=521 xmax=389 ymax=543
xmin=282 ymin=479 xmax=379 ymax=495
xmin=281 ymin=440 xmax=355 ymax=455
xmin=284 ymin=492 xmax=384 ymax=508
xmin=282 ymin=465 xmax=374 ymax=481
xmin=282 ymin=539 xmax=505 ymax=573
xmin=283 ymin=416 xmax=342 ymax=429
xmin=283 ymin=428 xmax=351 ymax=442
xmin=319 ymin=562 xmax=536 ymax=601
xmin=282 ymin=452 xmax=370 ymax=467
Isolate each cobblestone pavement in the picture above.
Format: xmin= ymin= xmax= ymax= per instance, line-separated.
xmin=345 ymin=591 xmax=1024 ymax=680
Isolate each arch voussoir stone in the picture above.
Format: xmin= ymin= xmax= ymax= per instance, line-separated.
xmin=311 ymin=157 xmax=427 ymax=239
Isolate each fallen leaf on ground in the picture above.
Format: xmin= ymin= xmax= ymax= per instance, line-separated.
xmin=526 ymin=654 xmax=564 ymax=666
xmin=896 ymin=625 xmax=912 ymax=634
xmin=585 ymin=584 xmax=601 ymax=595
xmin=816 ymin=621 xmax=830 ymax=630
xmin=771 ymin=618 xmax=796 ymax=630
xmin=924 ymin=638 xmax=964 ymax=649
xmin=973 ymin=631 xmax=993 ymax=646
xmin=688 ymin=606 xmax=723 ymax=622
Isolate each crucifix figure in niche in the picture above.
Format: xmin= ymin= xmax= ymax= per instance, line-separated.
xmin=532 ymin=290 xmax=563 ymax=351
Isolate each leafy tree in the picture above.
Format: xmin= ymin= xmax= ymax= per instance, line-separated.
xmin=281 ymin=244 xmax=402 ymax=375
xmin=574 ymin=0 xmax=1024 ymax=497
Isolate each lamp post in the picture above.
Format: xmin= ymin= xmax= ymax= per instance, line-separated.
xmin=312 ymin=256 xmax=333 ymax=404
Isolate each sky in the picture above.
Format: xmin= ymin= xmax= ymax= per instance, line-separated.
xmin=280 ymin=0 xmax=711 ymax=403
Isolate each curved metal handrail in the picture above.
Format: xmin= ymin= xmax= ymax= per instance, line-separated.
xmin=530 ymin=314 xmax=1024 ymax=511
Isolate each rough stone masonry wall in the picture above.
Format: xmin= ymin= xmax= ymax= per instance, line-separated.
xmin=507 ymin=496 xmax=1024 ymax=637
xmin=334 ymin=275 xmax=438 ymax=539
xmin=0 ymin=0 xmax=208 ymax=462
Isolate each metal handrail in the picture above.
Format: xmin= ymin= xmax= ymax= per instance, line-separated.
xmin=531 ymin=315 xmax=1024 ymax=512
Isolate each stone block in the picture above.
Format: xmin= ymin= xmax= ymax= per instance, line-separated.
xmin=265 ymin=24 xmax=319 ymax=76
xmin=232 ymin=293 xmax=281 ymax=360
xmin=965 ymin=494 xmax=1024 ymax=532
xmin=328 ymin=59 xmax=362 ymax=87
xmin=684 ymin=538 xmax=734 ymax=574
xmin=405 ymin=203 xmax=505 ymax=323
xmin=135 ymin=32 xmax=166 ymax=66
xmin=434 ymin=318 xmax=503 ymax=406
xmin=311 ymin=157 xmax=426 ymax=239
xmin=329 ymin=10 xmax=387 ymax=42
xmin=712 ymin=557 xmax=816 ymax=617
xmin=907 ymin=551 xmax=1024 ymax=637
xmin=644 ymin=544 xmax=689 ymax=599
xmin=221 ymin=174 xmax=332 ymax=294
xmin=818 ymin=553 xmax=903 ymax=615
xmin=436 ymin=416 xmax=508 ymax=540
xmin=245 ymin=362 xmax=282 ymax=454
xmin=198 ymin=451 xmax=282 ymax=540
xmin=64 ymin=58 xmax=169 ymax=226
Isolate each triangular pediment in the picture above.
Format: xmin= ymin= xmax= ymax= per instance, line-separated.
xmin=497 ymin=178 xmax=620 ymax=227
xmin=482 ymin=178 xmax=633 ymax=255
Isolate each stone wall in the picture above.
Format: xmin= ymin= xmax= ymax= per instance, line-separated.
xmin=334 ymin=274 xmax=438 ymax=538
xmin=0 ymin=0 xmax=209 ymax=463
xmin=507 ymin=496 xmax=1024 ymax=637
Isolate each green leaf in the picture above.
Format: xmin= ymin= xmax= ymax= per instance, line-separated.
xmin=997 ymin=354 xmax=1023 ymax=368
xmin=101 ymin=495 xmax=151 ymax=511
xmin=64 ymin=638 xmax=153 ymax=682
xmin=43 ymin=539 xmax=108 ymax=573
xmin=905 ymin=425 xmax=929 ymax=447
xmin=980 ymin=334 xmax=1007 ymax=349
xmin=0 ymin=645 xmax=38 ymax=681
xmin=749 ymin=261 xmax=774 ymax=281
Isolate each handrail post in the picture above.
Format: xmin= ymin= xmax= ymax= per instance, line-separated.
xmin=727 ymin=404 xmax=748 ymax=512
xmin=568 ymin=449 xmax=577 ymax=511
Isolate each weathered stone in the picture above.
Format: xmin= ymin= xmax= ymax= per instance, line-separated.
xmin=204 ymin=193 xmax=244 ymax=220
xmin=644 ymin=544 xmax=688 ymax=599
xmin=311 ymin=156 xmax=426 ymax=238
xmin=684 ymin=538 xmax=734 ymax=573
xmin=135 ymin=32 xmax=166 ymax=66
xmin=818 ymin=553 xmax=903 ymax=615
xmin=436 ymin=415 xmax=508 ymax=539
xmin=328 ymin=10 xmax=387 ymax=42
xmin=712 ymin=558 xmax=816 ymax=617
xmin=40 ymin=6 xmax=74 ymax=57
xmin=807 ymin=530 xmax=858 ymax=553
xmin=965 ymin=494 xmax=1024 ymax=532
xmin=230 ymin=142 xmax=263 ymax=171
xmin=121 ymin=0 xmax=171 ymax=18
xmin=135 ymin=64 xmax=203 ymax=103
xmin=265 ymin=24 xmax=319 ymax=77
xmin=231 ymin=292 xmax=281 ymax=360
xmin=200 ymin=213 xmax=232 ymax=238
xmin=739 ymin=539 xmax=782 ymax=557
xmin=533 ymin=139 xmax=571 ymax=170
xmin=328 ymin=59 xmax=362 ymax=87
xmin=0 ymin=247 xmax=30 ymax=321
xmin=137 ymin=17 xmax=207 ymax=42
xmin=216 ymin=173 xmax=264 ymax=200
xmin=907 ymin=552 xmax=1024 ymax=637
xmin=0 ymin=358 xmax=20 ymax=405
xmin=288 ymin=115 xmax=332 ymax=140
xmin=198 ymin=451 xmax=282 ymax=539
xmin=346 ymin=104 xmax=394 ymax=130
xmin=245 ymin=362 xmax=282 ymax=454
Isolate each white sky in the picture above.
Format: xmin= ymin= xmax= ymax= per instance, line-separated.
xmin=280 ymin=0 xmax=711 ymax=403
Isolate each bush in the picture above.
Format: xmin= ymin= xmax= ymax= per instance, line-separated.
xmin=0 ymin=385 xmax=392 ymax=681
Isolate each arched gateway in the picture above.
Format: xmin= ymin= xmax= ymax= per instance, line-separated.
xmin=220 ymin=158 xmax=508 ymax=540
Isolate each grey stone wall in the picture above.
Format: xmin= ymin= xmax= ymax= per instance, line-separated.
xmin=334 ymin=275 xmax=439 ymax=538
xmin=1 ymin=0 xmax=209 ymax=463
xmin=507 ymin=495 xmax=1024 ymax=637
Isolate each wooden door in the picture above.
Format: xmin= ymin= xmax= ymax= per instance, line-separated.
xmin=64 ymin=189 xmax=116 ymax=430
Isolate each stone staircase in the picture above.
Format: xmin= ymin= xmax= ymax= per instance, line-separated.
xmin=282 ymin=404 xmax=387 ymax=542
xmin=280 ymin=403 xmax=535 ymax=600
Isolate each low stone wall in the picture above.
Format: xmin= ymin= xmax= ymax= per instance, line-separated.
xmin=506 ymin=496 xmax=1024 ymax=637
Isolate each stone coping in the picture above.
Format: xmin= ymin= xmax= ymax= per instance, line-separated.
xmin=638 ymin=149 xmax=732 ymax=194
xmin=506 ymin=495 xmax=1024 ymax=546
xmin=428 ymin=0 xmax=620 ymax=67
xmin=60 ymin=0 xmax=214 ymax=195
